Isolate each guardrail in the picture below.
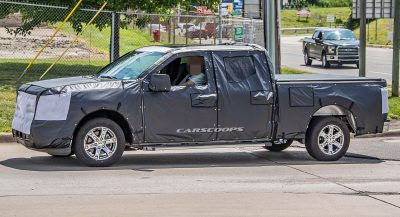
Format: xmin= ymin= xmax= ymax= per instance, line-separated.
xmin=281 ymin=26 xmax=345 ymax=34
xmin=281 ymin=27 xmax=318 ymax=34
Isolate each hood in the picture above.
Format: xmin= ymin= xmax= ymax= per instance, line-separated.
xmin=325 ymin=40 xmax=359 ymax=47
xmin=19 ymin=76 xmax=123 ymax=95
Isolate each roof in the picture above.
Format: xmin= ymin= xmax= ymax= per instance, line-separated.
xmin=137 ymin=44 xmax=265 ymax=54
xmin=136 ymin=46 xmax=174 ymax=53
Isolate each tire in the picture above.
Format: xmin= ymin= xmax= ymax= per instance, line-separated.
xmin=305 ymin=117 xmax=350 ymax=161
xmin=322 ymin=53 xmax=330 ymax=68
xmin=264 ymin=140 xmax=293 ymax=152
xmin=73 ymin=118 xmax=126 ymax=167
xmin=304 ymin=49 xmax=312 ymax=66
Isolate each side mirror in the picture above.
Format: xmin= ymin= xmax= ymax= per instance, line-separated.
xmin=149 ymin=74 xmax=171 ymax=92
xmin=315 ymin=38 xmax=322 ymax=43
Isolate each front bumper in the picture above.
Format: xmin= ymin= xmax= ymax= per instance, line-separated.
xmin=326 ymin=54 xmax=359 ymax=64
xmin=13 ymin=120 xmax=74 ymax=156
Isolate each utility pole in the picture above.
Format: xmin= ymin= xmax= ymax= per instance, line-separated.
xmin=392 ymin=0 xmax=400 ymax=96
xmin=359 ymin=0 xmax=366 ymax=77
xmin=275 ymin=0 xmax=281 ymax=74
xmin=263 ymin=0 xmax=281 ymax=74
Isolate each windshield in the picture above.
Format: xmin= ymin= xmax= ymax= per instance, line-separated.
xmin=323 ymin=30 xmax=357 ymax=41
xmin=98 ymin=51 xmax=165 ymax=80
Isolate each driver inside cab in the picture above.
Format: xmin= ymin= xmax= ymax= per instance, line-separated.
xmin=179 ymin=56 xmax=207 ymax=86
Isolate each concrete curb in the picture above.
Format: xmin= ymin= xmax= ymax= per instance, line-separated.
xmin=355 ymin=130 xmax=400 ymax=139
xmin=0 ymin=133 xmax=14 ymax=143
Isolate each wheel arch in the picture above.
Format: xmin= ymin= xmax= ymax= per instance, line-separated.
xmin=72 ymin=109 xmax=133 ymax=146
xmin=309 ymin=105 xmax=357 ymax=133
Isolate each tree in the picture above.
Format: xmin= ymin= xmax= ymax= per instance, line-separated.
xmin=0 ymin=0 xmax=219 ymax=36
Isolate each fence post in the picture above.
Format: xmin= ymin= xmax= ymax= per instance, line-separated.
xmin=110 ymin=12 xmax=120 ymax=62
xmin=199 ymin=22 xmax=202 ymax=45
xmin=185 ymin=17 xmax=188 ymax=45
xmin=168 ymin=17 xmax=171 ymax=43
xmin=218 ymin=4 xmax=222 ymax=44
xmin=214 ymin=17 xmax=217 ymax=45
xmin=173 ymin=16 xmax=176 ymax=45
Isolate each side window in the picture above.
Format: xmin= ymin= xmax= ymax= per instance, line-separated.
xmin=160 ymin=56 xmax=208 ymax=86
xmin=223 ymin=56 xmax=256 ymax=83
xmin=318 ymin=32 xmax=323 ymax=39
xmin=312 ymin=31 xmax=319 ymax=39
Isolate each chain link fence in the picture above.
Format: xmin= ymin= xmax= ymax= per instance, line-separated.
xmin=0 ymin=0 xmax=265 ymax=84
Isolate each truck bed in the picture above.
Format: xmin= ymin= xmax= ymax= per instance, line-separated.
xmin=275 ymin=74 xmax=385 ymax=83
xmin=274 ymin=73 xmax=387 ymax=139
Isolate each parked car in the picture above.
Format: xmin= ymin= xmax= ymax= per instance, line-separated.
xmin=185 ymin=25 xmax=208 ymax=40
xmin=176 ymin=23 xmax=195 ymax=36
xmin=148 ymin=24 xmax=166 ymax=32
xmin=12 ymin=44 xmax=389 ymax=167
xmin=303 ymin=28 xmax=360 ymax=68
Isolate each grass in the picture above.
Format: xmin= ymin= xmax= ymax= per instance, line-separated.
xmin=281 ymin=68 xmax=312 ymax=74
xmin=0 ymin=85 xmax=15 ymax=133
xmin=389 ymin=96 xmax=400 ymax=120
xmin=353 ymin=19 xmax=393 ymax=46
xmin=281 ymin=7 xmax=351 ymax=29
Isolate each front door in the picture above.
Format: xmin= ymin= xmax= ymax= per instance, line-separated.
xmin=212 ymin=50 xmax=274 ymax=141
xmin=142 ymin=52 xmax=218 ymax=143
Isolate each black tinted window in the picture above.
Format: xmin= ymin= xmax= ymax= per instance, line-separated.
xmin=224 ymin=56 xmax=256 ymax=83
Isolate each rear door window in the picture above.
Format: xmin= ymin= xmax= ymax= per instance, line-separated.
xmin=223 ymin=56 xmax=256 ymax=83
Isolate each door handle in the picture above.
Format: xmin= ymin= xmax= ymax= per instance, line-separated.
xmin=191 ymin=93 xmax=217 ymax=107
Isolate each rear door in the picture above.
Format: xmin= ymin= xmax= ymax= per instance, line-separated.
xmin=212 ymin=50 xmax=274 ymax=141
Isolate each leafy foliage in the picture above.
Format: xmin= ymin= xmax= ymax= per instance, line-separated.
xmin=0 ymin=0 xmax=219 ymax=36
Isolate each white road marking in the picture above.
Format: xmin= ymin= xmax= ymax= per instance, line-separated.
xmin=383 ymin=140 xmax=400 ymax=143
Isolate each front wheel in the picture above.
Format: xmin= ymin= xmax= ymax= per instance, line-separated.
xmin=264 ymin=140 xmax=293 ymax=152
xmin=305 ymin=117 xmax=350 ymax=161
xmin=73 ymin=118 xmax=126 ymax=167
xmin=322 ymin=53 xmax=330 ymax=68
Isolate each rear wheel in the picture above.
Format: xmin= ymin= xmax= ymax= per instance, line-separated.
xmin=74 ymin=118 xmax=125 ymax=167
xmin=304 ymin=49 xmax=312 ymax=66
xmin=305 ymin=117 xmax=350 ymax=161
xmin=322 ymin=53 xmax=330 ymax=68
xmin=264 ymin=140 xmax=293 ymax=152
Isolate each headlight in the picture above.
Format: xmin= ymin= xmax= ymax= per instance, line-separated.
xmin=328 ymin=46 xmax=336 ymax=54
xmin=35 ymin=92 xmax=71 ymax=121
xmin=12 ymin=91 xmax=37 ymax=134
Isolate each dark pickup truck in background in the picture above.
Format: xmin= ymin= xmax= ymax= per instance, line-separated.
xmin=12 ymin=44 xmax=388 ymax=167
xmin=303 ymin=28 xmax=360 ymax=68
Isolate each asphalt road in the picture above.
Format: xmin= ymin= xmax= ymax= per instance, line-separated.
xmin=1 ymin=137 xmax=400 ymax=217
xmin=281 ymin=36 xmax=394 ymax=82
